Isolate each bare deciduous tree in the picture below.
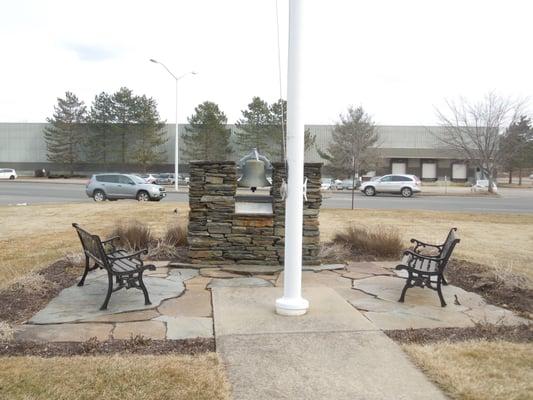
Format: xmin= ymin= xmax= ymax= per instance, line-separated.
xmin=435 ymin=92 xmax=526 ymax=192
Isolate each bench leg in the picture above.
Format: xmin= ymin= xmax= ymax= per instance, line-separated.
xmin=437 ymin=275 xmax=447 ymax=307
xmin=100 ymin=272 xmax=114 ymax=310
xmin=398 ymin=272 xmax=412 ymax=303
xmin=138 ymin=272 xmax=151 ymax=306
xmin=78 ymin=255 xmax=91 ymax=287
xmin=442 ymin=275 xmax=448 ymax=286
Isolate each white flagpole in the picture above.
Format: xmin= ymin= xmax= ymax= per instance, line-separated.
xmin=276 ymin=0 xmax=309 ymax=316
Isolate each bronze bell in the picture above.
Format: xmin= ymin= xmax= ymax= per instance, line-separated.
xmin=238 ymin=159 xmax=271 ymax=192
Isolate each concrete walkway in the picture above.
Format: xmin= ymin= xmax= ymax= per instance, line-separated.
xmin=213 ymin=286 xmax=448 ymax=400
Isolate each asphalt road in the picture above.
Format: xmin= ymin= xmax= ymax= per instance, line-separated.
xmin=1 ymin=181 xmax=533 ymax=213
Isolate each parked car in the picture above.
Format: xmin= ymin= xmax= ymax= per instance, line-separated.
xmin=341 ymin=178 xmax=360 ymax=190
xmin=360 ymin=174 xmax=421 ymax=197
xmin=86 ymin=173 xmax=166 ymax=202
xmin=321 ymin=178 xmax=333 ymax=190
xmin=155 ymin=173 xmax=175 ymax=185
xmin=0 ymin=168 xmax=17 ymax=180
xmin=136 ymin=173 xmax=159 ymax=184
xmin=333 ymin=179 xmax=343 ymax=190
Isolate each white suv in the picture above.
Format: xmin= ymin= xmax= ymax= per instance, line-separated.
xmin=360 ymin=174 xmax=421 ymax=197
xmin=0 ymin=168 xmax=17 ymax=180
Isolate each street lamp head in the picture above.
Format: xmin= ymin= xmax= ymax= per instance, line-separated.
xmin=191 ymin=71 xmax=198 ymax=75
xmin=149 ymin=59 xmax=158 ymax=64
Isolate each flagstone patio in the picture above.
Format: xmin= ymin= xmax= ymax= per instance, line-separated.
xmin=12 ymin=260 xmax=528 ymax=343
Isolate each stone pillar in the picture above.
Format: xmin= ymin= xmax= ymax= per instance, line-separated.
xmin=271 ymin=162 xmax=322 ymax=265
xmin=188 ymin=161 xmax=237 ymax=264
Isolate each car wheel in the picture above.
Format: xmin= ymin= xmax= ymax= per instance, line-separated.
xmin=401 ymin=187 xmax=413 ymax=198
xmin=93 ymin=190 xmax=106 ymax=202
xmin=137 ymin=191 xmax=150 ymax=201
xmin=364 ymin=186 xmax=376 ymax=196
xmin=9 ymin=175 xmax=15 ymax=180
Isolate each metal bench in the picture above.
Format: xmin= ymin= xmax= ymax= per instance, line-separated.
xmin=72 ymin=223 xmax=155 ymax=310
xmin=395 ymin=228 xmax=460 ymax=307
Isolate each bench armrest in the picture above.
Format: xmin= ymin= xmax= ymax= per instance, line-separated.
xmin=102 ymin=236 xmax=120 ymax=244
xmin=410 ymin=238 xmax=442 ymax=252
xmin=402 ymin=249 xmax=445 ymax=263
xmin=108 ymin=249 xmax=148 ymax=260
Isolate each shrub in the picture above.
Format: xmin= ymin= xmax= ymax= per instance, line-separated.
xmin=163 ymin=224 xmax=188 ymax=247
xmin=111 ymin=220 xmax=154 ymax=251
xmin=333 ymin=225 xmax=403 ymax=258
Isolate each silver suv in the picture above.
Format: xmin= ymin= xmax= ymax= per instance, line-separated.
xmin=86 ymin=173 xmax=166 ymax=202
xmin=360 ymin=174 xmax=421 ymax=197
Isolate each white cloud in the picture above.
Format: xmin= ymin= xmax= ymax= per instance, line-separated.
xmin=0 ymin=0 xmax=531 ymax=125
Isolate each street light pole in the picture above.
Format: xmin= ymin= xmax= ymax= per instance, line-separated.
xmin=150 ymin=59 xmax=196 ymax=192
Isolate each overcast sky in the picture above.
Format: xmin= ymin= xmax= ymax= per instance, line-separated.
xmin=0 ymin=0 xmax=531 ymax=125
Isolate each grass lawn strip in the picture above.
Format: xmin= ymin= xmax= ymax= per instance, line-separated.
xmin=0 ymin=353 xmax=230 ymax=400
xmin=403 ymin=340 xmax=533 ymax=400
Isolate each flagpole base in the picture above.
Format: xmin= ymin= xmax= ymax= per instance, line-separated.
xmin=275 ymin=296 xmax=309 ymax=316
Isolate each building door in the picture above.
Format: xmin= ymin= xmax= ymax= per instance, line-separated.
xmin=391 ymin=162 xmax=406 ymax=175
xmin=452 ymin=163 xmax=467 ymax=180
xmin=422 ymin=163 xmax=437 ymax=180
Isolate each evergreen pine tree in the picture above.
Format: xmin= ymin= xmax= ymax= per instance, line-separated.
xmin=87 ymin=92 xmax=115 ymax=167
xmin=318 ymin=106 xmax=378 ymax=177
xmin=112 ymin=87 xmax=137 ymax=164
xmin=130 ymin=95 xmax=167 ymax=171
xmin=43 ymin=92 xmax=87 ymax=175
xmin=235 ymin=97 xmax=272 ymax=155
xmin=269 ymin=98 xmax=316 ymax=161
xmin=182 ymin=101 xmax=232 ymax=161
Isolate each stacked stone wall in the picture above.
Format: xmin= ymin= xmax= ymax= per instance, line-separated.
xmin=188 ymin=161 xmax=322 ymax=265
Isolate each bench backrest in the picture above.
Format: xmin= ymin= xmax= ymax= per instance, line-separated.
xmin=439 ymin=228 xmax=460 ymax=266
xmin=72 ymin=223 xmax=109 ymax=269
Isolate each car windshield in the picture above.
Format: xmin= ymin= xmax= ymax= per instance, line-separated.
xmin=130 ymin=175 xmax=146 ymax=184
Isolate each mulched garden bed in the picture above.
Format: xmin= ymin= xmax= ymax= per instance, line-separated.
xmin=0 ymin=259 xmax=81 ymax=324
xmin=0 ymin=337 xmax=214 ymax=357
xmin=386 ymin=323 xmax=532 ymax=345
xmin=446 ymin=259 xmax=532 ymax=318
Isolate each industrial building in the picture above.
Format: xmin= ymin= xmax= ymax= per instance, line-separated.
xmin=0 ymin=122 xmax=473 ymax=181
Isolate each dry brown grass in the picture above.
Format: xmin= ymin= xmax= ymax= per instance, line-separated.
xmin=164 ymin=223 xmax=188 ymax=246
xmin=333 ymin=225 xmax=403 ymax=258
xmin=111 ymin=219 xmax=155 ymax=250
xmin=0 ymin=202 xmax=188 ymax=288
xmin=320 ymin=209 xmax=533 ymax=282
xmin=0 ymin=353 xmax=230 ymax=400
xmin=403 ymin=340 xmax=533 ymax=400
xmin=2 ymin=203 xmax=533 ymax=287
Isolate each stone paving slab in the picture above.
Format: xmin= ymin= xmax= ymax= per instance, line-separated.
xmin=113 ymin=320 xmax=166 ymax=340
xmin=30 ymin=275 xmax=185 ymax=324
xmin=302 ymin=263 xmax=346 ymax=272
xmin=158 ymin=290 xmax=212 ymax=317
xmin=350 ymin=275 xmax=528 ymax=329
xmin=207 ymin=277 xmax=273 ymax=289
xmin=276 ymin=271 xmax=353 ymax=289
xmin=168 ymin=268 xmax=198 ymax=281
xmin=221 ymin=265 xmax=283 ymax=275
xmin=15 ymin=323 xmax=113 ymax=342
xmin=84 ymin=309 xmax=160 ymax=323
xmin=156 ymin=316 xmax=213 ymax=339
xmin=200 ymin=268 xmax=244 ymax=279
xmin=217 ymin=331 xmax=447 ymax=400
xmin=213 ymin=287 xmax=376 ymax=337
